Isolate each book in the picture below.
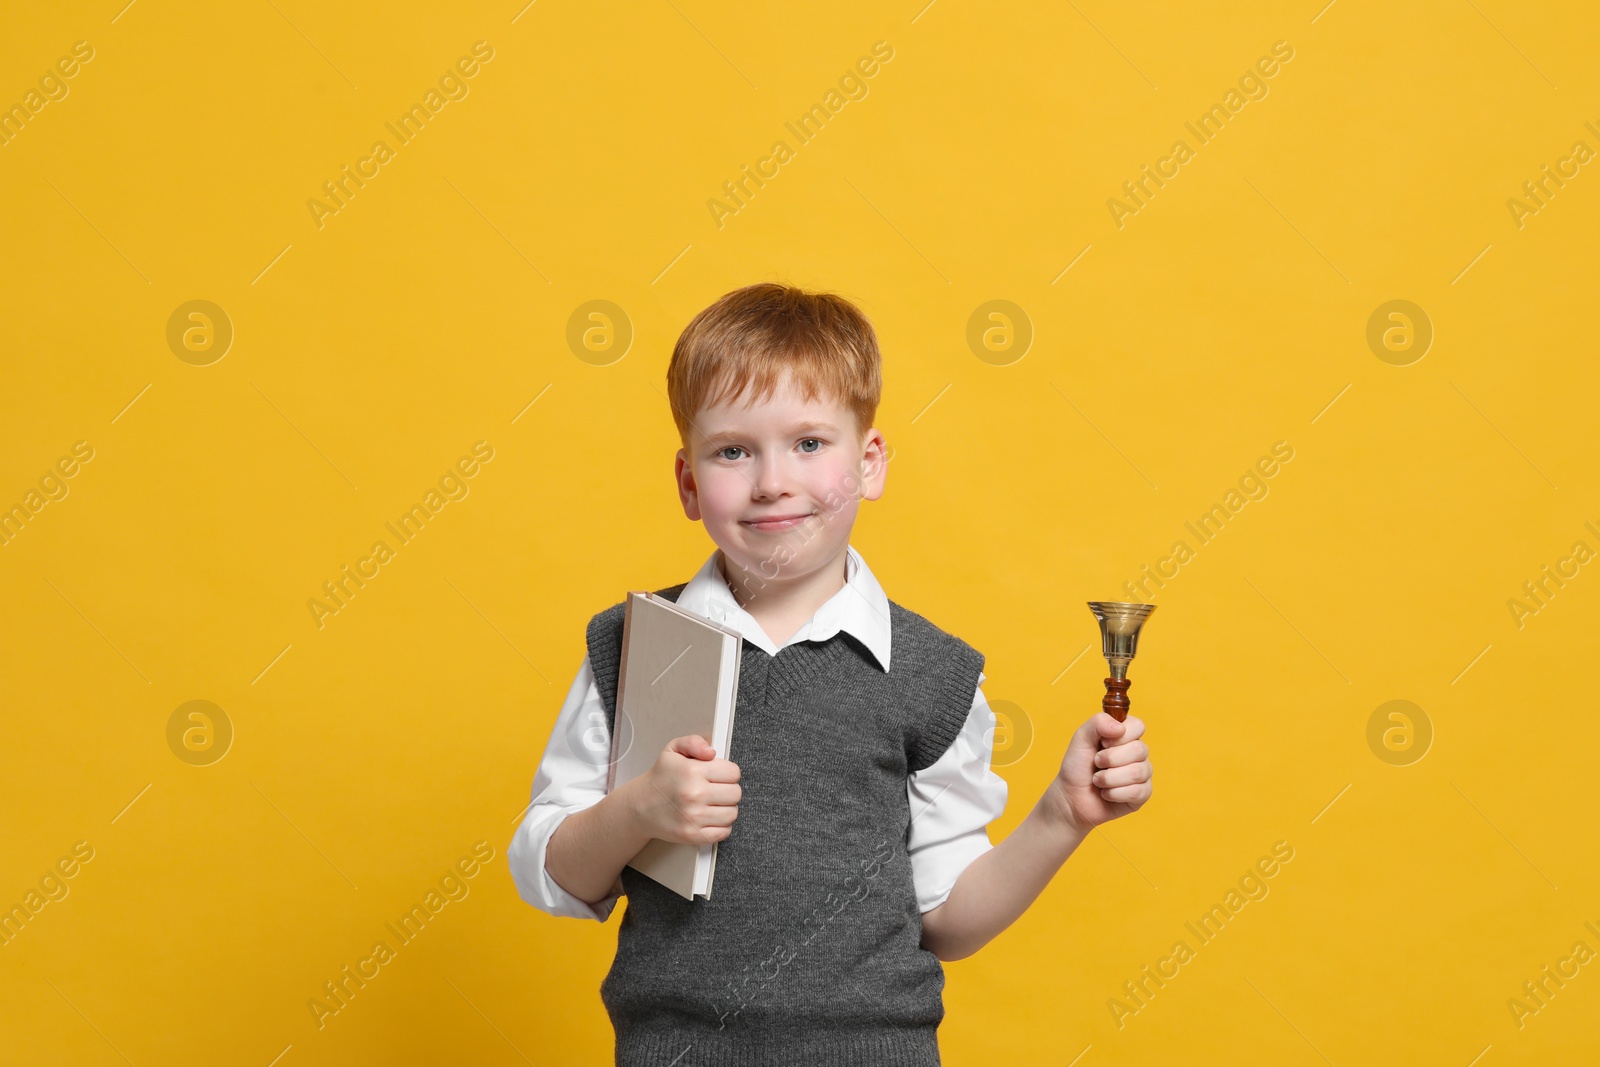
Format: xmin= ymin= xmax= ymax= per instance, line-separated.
xmin=606 ymin=589 xmax=743 ymax=901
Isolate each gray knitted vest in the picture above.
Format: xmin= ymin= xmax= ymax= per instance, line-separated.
xmin=584 ymin=580 xmax=986 ymax=1067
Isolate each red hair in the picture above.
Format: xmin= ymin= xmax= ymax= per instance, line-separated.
xmin=666 ymin=282 xmax=882 ymax=444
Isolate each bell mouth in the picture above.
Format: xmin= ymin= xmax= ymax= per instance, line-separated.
xmin=1087 ymin=601 xmax=1156 ymax=672
xmin=1087 ymin=601 xmax=1157 ymax=625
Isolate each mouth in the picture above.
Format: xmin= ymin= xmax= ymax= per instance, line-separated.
xmin=741 ymin=512 xmax=815 ymax=532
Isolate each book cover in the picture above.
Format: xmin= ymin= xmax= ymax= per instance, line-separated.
xmin=608 ymin=590 xmax=742 ymax=900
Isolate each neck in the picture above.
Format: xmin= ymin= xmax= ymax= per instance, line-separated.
xmin=717 ymin=547 xmax=849 ymax=622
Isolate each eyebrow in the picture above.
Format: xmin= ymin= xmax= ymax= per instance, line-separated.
xmin=701 ymin=421 xmax=841 ymax=447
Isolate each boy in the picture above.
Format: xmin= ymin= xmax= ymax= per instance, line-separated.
xmin=508 ymin=282 xmax=1154 ymax=1065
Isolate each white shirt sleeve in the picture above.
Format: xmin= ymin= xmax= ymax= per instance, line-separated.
xmin=906 ymin=671 xmax=1009 ymax=913
xmin=506 ymin=653 xmax=625 ymax=922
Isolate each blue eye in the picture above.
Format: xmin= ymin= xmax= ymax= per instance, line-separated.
xmin=717 ymin=446 xmax=745 ymax=461
xmin=799 ymin=438 xmax=822 ymax=453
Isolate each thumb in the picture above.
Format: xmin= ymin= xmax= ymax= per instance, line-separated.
xmin=1081 ymin=712 xmax=1126 ymax=748
xmin=669 ymin=734 xmax=717 ymax=761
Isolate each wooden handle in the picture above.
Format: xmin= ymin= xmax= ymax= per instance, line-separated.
xmin=1101 ymin=677 xmax=1130 ymax=722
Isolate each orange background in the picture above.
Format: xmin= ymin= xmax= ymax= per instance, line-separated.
xmin=2 ymin=1 xmax=1597 ymax=1063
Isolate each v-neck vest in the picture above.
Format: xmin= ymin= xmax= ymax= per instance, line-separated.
xmin=584 ymin=581 xmax=986 ymax=1066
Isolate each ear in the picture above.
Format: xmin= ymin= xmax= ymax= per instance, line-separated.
xmin=858 ymin=427 xmax=888 ymax=502
xmin=675 ymin=447 xmax=703 ymax=520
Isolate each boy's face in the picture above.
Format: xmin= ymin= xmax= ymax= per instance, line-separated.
xmin=674 ymin=371 xmax=886 ymax=593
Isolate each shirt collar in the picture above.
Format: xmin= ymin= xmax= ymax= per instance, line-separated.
xmin=672 ymin=544 xmax=892 ymax=672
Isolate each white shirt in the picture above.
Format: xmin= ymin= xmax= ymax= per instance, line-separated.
xmin=506 ymin=544 xmax=1008 ymax=920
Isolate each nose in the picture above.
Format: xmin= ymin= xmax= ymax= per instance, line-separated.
xmin=752 ymin=453 xmax=791 ymax=500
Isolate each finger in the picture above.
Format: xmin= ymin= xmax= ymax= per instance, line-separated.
xmin=1104 ymin=716 xmax=1145 ymax=747
xmin=700 ymin=804 xmax=739 ymax=827
xmin=1084 ymin=712 xmax=1127 ymax=746
xmin=1095 ymin=740 xmax=1149 ymax=769
xmin=705 ymin=758 xmax=742 ymax=783
xmin=704 ymin=782 xmax=742 ymax=807
xmin=670 ymin=734 xmax=716 ymax=760
xmin=1099 ymin=782 xmax=1152 ymax=805
xmin=1092 ymin=761 xmax=1151 ymax=789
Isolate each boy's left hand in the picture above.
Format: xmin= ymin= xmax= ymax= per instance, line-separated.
xmin=1046 ymin=712 xmax=1152 ymax=835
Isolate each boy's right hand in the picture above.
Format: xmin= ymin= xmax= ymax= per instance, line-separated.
xmin=625 ymin=735 xmax=742 ymax=845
